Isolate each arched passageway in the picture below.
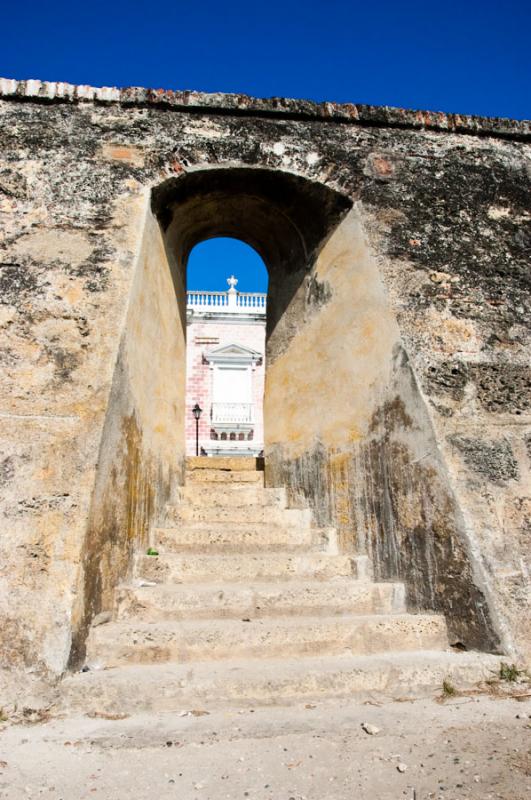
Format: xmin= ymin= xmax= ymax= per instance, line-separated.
xmin=152 ymin=168 xmax=351 ymax=460
xmin=73 ymin=164 xmax=502 ymax=665
xmin=145 ymin=165 xmax=501 ymax=654
xmin=152 ymin=167 xmax=352 ymax=362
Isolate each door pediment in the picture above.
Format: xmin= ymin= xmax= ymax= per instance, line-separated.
xmin=204 ymin=343 xmax=262 ymax=366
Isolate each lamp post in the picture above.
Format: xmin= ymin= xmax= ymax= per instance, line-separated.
xmin=192 ymin=403 xmax=202 ymax=457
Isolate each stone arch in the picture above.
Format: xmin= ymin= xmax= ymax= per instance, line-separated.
xmin=147 ymin=164 xmax=503 ymax=655
xmin=71 ymin=161 xmax=502 ymax=667
xmin=151 ymin=166 xmax=352 ymax=361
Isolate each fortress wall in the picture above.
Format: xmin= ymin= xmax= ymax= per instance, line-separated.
xmin=69 ymin=207 xmax=186 ymax=666
xmin=265 ymin=208 xmax=505 ymax=654
xmin=0 ymin=92 xmax=187 ymax=685
xmin=0 ymin=80 xmax=528 ymax=686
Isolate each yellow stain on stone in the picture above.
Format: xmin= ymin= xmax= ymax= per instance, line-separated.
xmin=63 ymin=284 xmax=84 ymax=305
xmin=422 ymin=307 xmax=481 ymax=355
xmin=348 ymin=425 xmax=362 ymax=443
xmin=33 ymin=464 xmax=54 ymax=481
xmin=329 ymin=451 xmax=350 ymax=469
xmin=327 ymin=451 xmax=353 ymax=531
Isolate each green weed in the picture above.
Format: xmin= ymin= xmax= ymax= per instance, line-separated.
xmin=442 ymin=679 xmax=457 ymax=697
xmin=499 ymin=662 xmax=523 ymax=682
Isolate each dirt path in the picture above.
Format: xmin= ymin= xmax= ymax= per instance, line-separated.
xmin=0 ymin=692 xmax=529 ymax=800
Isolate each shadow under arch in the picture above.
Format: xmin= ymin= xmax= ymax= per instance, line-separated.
xmin=151 ymin=167 xmax=352 ymax=361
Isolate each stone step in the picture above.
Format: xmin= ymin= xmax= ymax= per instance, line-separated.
xmin=186 ymin=469 xmax=264 ymax=485
xmin=62 ymin=650 xmax=502 ymax=714
xmin=165 ymin=503 xmax=309 ymax=525
xmin=151 ymin=523 xmax=335 ymax=554
xmin=115 ymin=579 xmax=406 ymax=621
xmin=174 ymin=485 xmax=288 ymax=508
xmin=134 ymin=551 xmax=369 ymax=584
xmin=86 ymin=613 xmax=448 ymax=667
xmin=186 ymin=456 xmax=263 ymax=471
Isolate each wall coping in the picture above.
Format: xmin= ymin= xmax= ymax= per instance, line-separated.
xmin=0 ymin=77 xmax=529 ymax=142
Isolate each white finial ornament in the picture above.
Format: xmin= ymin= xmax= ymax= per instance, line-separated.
xmin=227 ymin=275 xmax=238 ymax=291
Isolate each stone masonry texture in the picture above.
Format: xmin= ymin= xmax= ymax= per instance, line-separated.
xmin=0 ymin=78 xmax=529 ymax=698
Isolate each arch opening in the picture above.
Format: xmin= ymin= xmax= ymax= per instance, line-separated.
xmin=152 ymin=167 xmax=352 ymax=359
xmin=185 ymin=236 xmax=269 ymax=457
xmin=153 ymin=166 xmax=352 ymax=459
xmin=187 ymin=237 xmax=268 ymax=294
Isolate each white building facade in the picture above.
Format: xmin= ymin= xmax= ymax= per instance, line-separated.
xmin=185 ymin=277 xmax=266 ymax=456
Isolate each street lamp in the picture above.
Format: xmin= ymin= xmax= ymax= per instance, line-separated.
xmin=192 ymin=403 xmax=202 ymax=457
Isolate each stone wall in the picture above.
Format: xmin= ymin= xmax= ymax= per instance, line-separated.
xmin=0 ymin=79 xmax=529 ymax=692
xmin=69 ymin=208 xmax=186 ymax=666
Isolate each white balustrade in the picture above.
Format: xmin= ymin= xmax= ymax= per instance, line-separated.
xmin=187 ymin=290 xmax=266 ymax=314
xmin=211 ymin=402 xmax=254 ymax=424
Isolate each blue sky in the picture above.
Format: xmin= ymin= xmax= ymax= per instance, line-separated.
xmin=2 ymin=0 xmax=529 ymax=291
xmin=188 ymin=240 xmax=268 ymax=294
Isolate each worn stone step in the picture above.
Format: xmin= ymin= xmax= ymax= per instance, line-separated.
xmin=165 ymin=503 xmax=309 ymax=525
xmin=151 ymin=522 xmax=334 ymax=554
xmin=150 ymin=522 xmax=328 ymax=556
xmin=173 ymin=485 xmax=288 ymax=508
xmin=115 ymin=579 xmax=406 ymax=621
xmin=134 ymin=551 xmax=367 ymax=584
xmin=186 ymin=456 xmax=263 ymax=471
xmin=86 ymin=613 xmax=448 ymax=667
xmin=186 ymin=469 xmax=264 ymax=485
xmin=62 ymin=650 xmax=503 ymax=714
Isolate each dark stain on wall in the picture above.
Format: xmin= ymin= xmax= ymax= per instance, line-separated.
xmin=449 ymin=436 xmax=519 ymax=483
xmin=0 ymin=168 xmax=28 ymax=199
xmin=268 ymin=348 xmax=502 ymax=653
xmin=306 ymin=274 xmax=333 ymax=310
xmin=45 ymin=346 xmax=81 ymax=383
xmin=425 ymin=361 xmax=469 ymax=401
xmin=0 ymin=262 xmax=40 ymax=305
xmin=470 ymin=364 xmax=531 ymax=414
xmin=68 ymin=353 xmax=176 ymax=668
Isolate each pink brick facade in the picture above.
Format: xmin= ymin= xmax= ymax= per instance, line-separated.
xmin=185 ymin=296 xmax=266 ymax=456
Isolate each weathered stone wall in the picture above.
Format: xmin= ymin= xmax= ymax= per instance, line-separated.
xmin=264 ymin=208 xmax=506 ymax=654
xmin=0 ymin=79 xmax=529 ymax=689
xmin=0 ymin=88 xmax=187 ymax=689
xmin=69 ymin=208 xmax=186 ymax=666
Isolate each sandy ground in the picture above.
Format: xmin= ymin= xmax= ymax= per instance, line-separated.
xmin=0 ymin=690 xmax=529 ymax=800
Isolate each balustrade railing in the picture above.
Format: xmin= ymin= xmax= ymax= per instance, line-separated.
xmin=187 ymin=290 xmax=266 ymax=313
xmin=236 ymin=292 xmax=267 ymax=309
xmin=211 ymin=402 xmax=254 ymax=424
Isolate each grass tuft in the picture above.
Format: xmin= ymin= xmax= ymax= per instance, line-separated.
xmin=442 ymin=679 xmax=457 ymax=697
xmin=499 ymin=662 xmax=523 ymax=682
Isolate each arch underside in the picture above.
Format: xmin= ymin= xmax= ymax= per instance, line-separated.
xmin=152 ymin=168 xmax=352 ymax=354
xmin=152 ymin=168 xmax=352 ymax=268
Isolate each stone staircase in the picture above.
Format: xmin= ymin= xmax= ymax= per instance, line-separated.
xmin=62 ymin=457 xmax=500 ymax=713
